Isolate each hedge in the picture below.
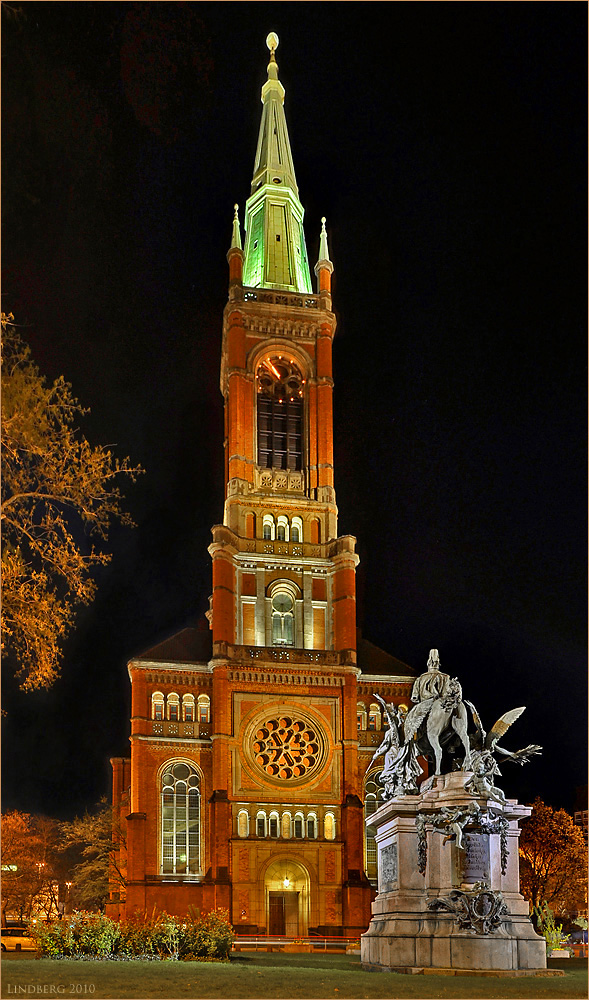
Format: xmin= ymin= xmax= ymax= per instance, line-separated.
xmin=29 ymin=906 xmax=234 ymax=961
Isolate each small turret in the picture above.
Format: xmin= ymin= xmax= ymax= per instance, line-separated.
xmin=314 ymin=216 xmax=334 ymax=306
xmin=227 ymin=203 xmax=244 ymax=290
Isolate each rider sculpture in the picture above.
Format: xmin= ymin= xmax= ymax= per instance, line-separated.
xmin=404 ymin=649 xmax=472 ymax=776
xmin=369 ymin=648 xmax=542 ymax=800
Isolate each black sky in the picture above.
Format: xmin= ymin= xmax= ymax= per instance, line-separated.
xmin=2 ymin=2 xmax=586 ymax=819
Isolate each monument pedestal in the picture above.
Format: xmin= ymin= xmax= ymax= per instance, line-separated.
xmin=361 ymin=773 xmax=547 ymax=973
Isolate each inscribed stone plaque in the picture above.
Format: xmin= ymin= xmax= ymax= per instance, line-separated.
xmin=463 ymin=833 xmax=490 ymax=882
xmin=378 ymin=843 xmax=398 ymax=892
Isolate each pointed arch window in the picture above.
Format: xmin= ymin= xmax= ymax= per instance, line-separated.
xmin=161 ymin=762 xmax=200 ymax=875
xmin=257 ymin=357 xmax=304 ymax=471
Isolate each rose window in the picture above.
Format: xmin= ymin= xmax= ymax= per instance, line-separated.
xmin=252 ymin=715 xmax=325 ymax=780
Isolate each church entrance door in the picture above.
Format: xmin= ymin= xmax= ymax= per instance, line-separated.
xmin=268 ymin=891 xmax=300 ymax=935
xmin=264 ymin=859 xmax=309 ymax=936
xmin=268 ymin=892 xmax=285 ymax=935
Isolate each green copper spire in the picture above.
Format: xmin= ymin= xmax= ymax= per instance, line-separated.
xmin=242 ymin=33 xmax=312 ymax=293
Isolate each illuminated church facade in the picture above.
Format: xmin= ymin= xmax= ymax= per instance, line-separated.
xmin=109 ymin=34 xmax=416 ymax=937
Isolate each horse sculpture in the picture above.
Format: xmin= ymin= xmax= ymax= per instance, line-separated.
xmin=404 ymin=652 xmax=472 ymax=775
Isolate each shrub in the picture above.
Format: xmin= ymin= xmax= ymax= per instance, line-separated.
xmin=179 ymin=907 xmax=234 ymax=960
xmin=28 ymin=906 xmax=234 ymax=961
xmin=29 ymin=918 xmax=75 ymax=956
xmin=74 ymin=911 xmax=120 ymax=956
xmin=533 ymin=902 xmax=572 ymax=955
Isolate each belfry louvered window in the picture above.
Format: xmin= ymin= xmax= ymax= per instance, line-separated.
xmin=257 ymin=357 xmax=303 ymax=471
xmin=161 ymin=762 xmax=200 ymax=875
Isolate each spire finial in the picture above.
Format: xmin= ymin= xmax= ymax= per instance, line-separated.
xmin=265 ymin=31 xmax=280 ymax=79
xmin=266 ymin=31 xmax=279 ymax=55
xmin=230 ymin=203 xmax=242 ymax=250
xmin=318 ymin=216 xmax=331 ymax=264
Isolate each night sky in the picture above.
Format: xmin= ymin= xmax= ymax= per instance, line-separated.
xmin=2 ymin=3 xmax=586 ymax=820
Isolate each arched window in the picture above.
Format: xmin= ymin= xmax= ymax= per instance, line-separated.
xmin=271 ymin=591 xmax=295 ymax=646
xmin=281 ymin=812 xmax=292 ymax=839
xmin=182 ymin=694 xmax=195 ymax=723
xmin=294 ymin=812 xmax=305 ymax=839
xmin=167 ymin=693 xmax=180 ymax=722
xmin=237 ymin=810 xmax=249 ymax=838
xmin=256 ymin=812 xmax=267 ymax=838
xmin=256 ymin=356 xmax=304 ymax=471
xmin=276 ymin=515 xmax=289 ymax=542
xmin=152 ymin=691 xmax=164 ymax=721
xmin=291 ymin=516 xmax=303 ymax=543
xmin=324 ymin=813 xmax=336 ymax=841
xmin=269 ymin=811 xmax=280 ymax=838
xmin=357 ymin=703 xmax=367 ymax=731
xmin=307 ymin=813 xmax=317 ymax=839
xmin=197 ymin=694 xmax=210 ymax=724
xmin=262 ymin=514 xmax=275 ymax=540
xmin=368 ymin=703 xmax=381 ymax=731
xmin=161 ymin=762 xmax=200 ymax=875
xmin=364 ymin=776 xmax=384 ymax=884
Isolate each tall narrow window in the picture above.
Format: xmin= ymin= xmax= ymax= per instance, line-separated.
xmin=161 ymin=762 xmax=200 ymax=875
xmin=291 ymin=517 xmax=303 ymax=543
xmin=257 ymin=357 xmax=303 ymax=471
xmin=324 ymin=813 xmax=336 ymax=841
xmin=197 ymin=695 xmax=210 ymax=724
xmin=271 ymin=592 xmax=295 ymax=646
xmin=364 ymin=777 xmax=384 ymax=885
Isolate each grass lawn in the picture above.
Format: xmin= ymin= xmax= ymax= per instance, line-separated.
xmin=1 ymin=952 xmax=586 ymax=999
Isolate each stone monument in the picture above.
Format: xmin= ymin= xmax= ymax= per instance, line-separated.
xmin=361 ymin=649 xmax=550 ymax=974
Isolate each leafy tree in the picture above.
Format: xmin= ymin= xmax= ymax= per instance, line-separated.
xmin=519 ymin=798 xmax=587 ymax=918
xmin=1 ymin=811 xmax=65 ymax=923
xmin=1 ymin=314 xmax=142 ymax=690
xmin=60 ymin=799 xmax=126 ymax=911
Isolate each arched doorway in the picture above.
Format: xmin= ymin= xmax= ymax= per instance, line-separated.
xmin=264 ymin=858 xmax=310 ymax=936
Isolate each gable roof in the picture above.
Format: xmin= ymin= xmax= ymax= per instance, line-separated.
xmin=356 ymin=631 xmax=415 ymax=678
xmin=134 ymin=626 xmax=212 ymax=665
xmin=131 ymin=624 xmax=415 ymax=678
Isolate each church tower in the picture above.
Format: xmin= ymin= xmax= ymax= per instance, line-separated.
xmin=109 ymin=33 xmax=415 ymax=939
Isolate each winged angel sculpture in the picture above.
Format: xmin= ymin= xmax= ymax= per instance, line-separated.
xmin=370 ymin=649 xmax=542 ymax=800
